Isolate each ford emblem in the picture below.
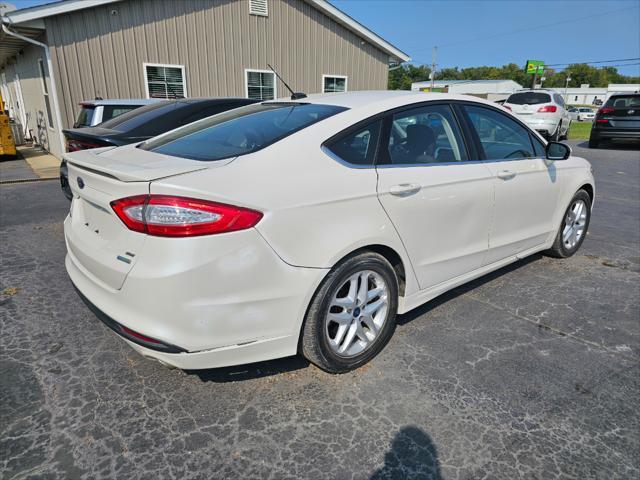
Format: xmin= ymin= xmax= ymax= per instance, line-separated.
xmin=77 ymin=176 xmax=85 ymax=189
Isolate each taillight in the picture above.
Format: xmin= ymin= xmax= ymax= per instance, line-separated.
xmin=597 ymin=107 xmax=615 ymax=116
xmin=110 ymin=195 xmax=263 ymax=237
xmin=503 ymin=105 xmax=512 ymax=111
xmin=537 ymin=105 xmax=557 ymax=113
xmin=66 ymin=138 xmax=104 ymax=152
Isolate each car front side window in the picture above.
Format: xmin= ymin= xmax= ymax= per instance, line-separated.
xmin=384 ymin=104 xmax=468 ymax=165
xmin=463 ymin=105 xmax=535 ymax=160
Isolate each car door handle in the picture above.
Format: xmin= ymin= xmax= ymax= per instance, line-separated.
xmin=497 ymin=169 xmax=516 ymax=180
xmin=389 ymin=183 xmax=421 ymax=196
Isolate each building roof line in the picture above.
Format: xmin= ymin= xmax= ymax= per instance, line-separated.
xmin=2 ymin=0 xmax=411 ymax=63
xmin=2 ymin=0 xmax=121 ymax=24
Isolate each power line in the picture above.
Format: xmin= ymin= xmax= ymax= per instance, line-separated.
xmin=546 ymin=58 xmax=640 ymax=66
xmin=408 ymin=5 xmax=638 ymax=52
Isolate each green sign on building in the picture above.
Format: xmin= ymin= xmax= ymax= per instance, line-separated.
xmin=525 ymin=60 xmax=545 ymax=75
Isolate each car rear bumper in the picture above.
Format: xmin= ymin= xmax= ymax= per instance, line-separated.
xmin=591 ymin=128 xmax=640 ymax=139
xmin=520 ymin=117 xmax=558 ymax=135
xmin=65 ymin=216 xmax=328 ymax=369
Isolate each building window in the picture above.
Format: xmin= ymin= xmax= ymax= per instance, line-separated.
xmin=249 ymin=0 xmax=268 ymax=16
xmin=245 ymin=70 xmax=276 ymax=100
xmin=38 ymin=59 xmax=53 ymax=128
xmin=144 ymin=63 xmax=186 ymax=99
xmin=323 ymin=75 xmax=348 ymax=93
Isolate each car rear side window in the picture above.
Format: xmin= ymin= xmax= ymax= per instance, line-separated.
xmin=506 ymin=92 xmax=551 ymax=105
xmin=75 ymin=106 xmax=95 ymax=127
xmin=325 ymin=120 xmax=381 ymax=166
xmin=463 ymin=105 xmax=534 ymax=160
xmin=141 ymin=103 xmax=346 ymax=161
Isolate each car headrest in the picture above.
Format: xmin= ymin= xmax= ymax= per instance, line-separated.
xmin=405 ymin=124 xmax=435 ymax=152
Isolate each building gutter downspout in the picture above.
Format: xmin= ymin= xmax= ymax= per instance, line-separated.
xmin=2 ymin=20 xmax=66 ymax=155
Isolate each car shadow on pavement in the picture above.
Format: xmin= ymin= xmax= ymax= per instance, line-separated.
xmin=397 ymin=254 xmax=543 ymax=326
xmin=370 ymin=426 xmax=443 ymax=480
xmin=187 ymin=355 xmax=310 ymax=383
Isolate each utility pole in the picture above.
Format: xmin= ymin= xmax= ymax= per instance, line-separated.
xmin=430 ymin=46 xmax=437 ymax=91
xmin=564 ymin=75 xmax=571 ymax=103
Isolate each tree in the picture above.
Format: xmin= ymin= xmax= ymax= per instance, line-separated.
xmin=388 ymin=62 xmax=640 ymax=90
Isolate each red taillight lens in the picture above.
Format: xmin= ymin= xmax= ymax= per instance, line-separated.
xmin=110 ymin=195 xmax=263 ymax=237
xmin=597 ymin=107 xmax=615 ymax=116
xmin=537 ymin=105 xmax=557 ymax=113
xmin=66 ymin=138 xmax=103 ymax=152
xmin=503 ymin=105 xmax=512 ymax=111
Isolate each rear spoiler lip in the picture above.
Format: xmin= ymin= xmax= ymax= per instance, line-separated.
xmin=64 ymin=147 xmax=215 ymax=182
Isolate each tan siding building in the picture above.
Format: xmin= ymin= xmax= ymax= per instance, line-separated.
xmin=1 ymin=0 xmax=409 ymax=158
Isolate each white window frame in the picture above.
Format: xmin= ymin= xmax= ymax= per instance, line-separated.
xmin=249 ymin=0 xmax=268 ymax=16
xmin=143 ymin=62 xmax=187 ymax=99
xmin=322 ymin=74 xmax=348 ymax=93
xmin=244 ymin=69 xmax=277 ymax=100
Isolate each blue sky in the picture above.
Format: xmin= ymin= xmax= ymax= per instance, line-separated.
xmin=8 ymin=0 xmax=640 ymax=76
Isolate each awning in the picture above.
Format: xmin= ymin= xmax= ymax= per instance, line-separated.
xmin=0 ymin=24 xmax=45 ymax=67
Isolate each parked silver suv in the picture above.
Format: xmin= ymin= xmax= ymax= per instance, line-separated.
xmin=504 ymin=89 xmax=571 ymax=140
xmin=73 ymin=99 xmax=160 ymax=128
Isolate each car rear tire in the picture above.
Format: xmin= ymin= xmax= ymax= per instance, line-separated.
xmin=588 ymin=133 xmax=599 ymax=148
xmin=546 ymin=189 xmax=592 ymax=258
xmin=300 ymin=251 xmax=398 ymax=373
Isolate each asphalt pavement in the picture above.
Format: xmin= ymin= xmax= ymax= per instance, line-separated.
xmin=1 ymin=140 xmax=639 ymax=479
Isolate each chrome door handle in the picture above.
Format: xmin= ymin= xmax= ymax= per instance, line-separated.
xmin=389 ymin=183 xmax=421 ymax=196
xmin=497 ymin=169 xmax=516 ymax=180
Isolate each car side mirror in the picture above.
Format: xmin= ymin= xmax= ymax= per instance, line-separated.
xmin=546 ymin=142 xmax=571 ymax=161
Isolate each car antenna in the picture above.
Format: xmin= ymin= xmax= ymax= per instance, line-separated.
xmin=267 ymin=64 xmax=307 ymax=100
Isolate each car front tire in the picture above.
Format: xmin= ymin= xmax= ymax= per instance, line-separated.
xmin=560 ymin=121 xmax=570 ymax=141
xmin=300 ymin=251 xmax=398 ymax=373
xmin=546 ymin=189 xmax=592 ymax=258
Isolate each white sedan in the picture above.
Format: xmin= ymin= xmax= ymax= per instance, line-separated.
xmin=64 ymin=91 xmax=595 ymax=373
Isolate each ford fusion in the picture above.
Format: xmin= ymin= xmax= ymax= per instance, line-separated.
xmin=64 ymin=91 xmax=595 ymax=373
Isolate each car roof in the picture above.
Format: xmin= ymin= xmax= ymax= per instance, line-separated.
xmin=264 ymin=90 xmax=501 ymax=111
xmin=79 ymin=99 xmax=162 ymax=106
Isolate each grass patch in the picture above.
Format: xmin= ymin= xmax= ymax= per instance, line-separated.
xmin=568 ymin=122 xmax=592 ymax=140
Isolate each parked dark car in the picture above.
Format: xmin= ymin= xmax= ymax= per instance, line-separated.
xmin=589 ymin=93 xmax=640 ymax=148
xmin=60 ymin=98 xmax=258 ymax=199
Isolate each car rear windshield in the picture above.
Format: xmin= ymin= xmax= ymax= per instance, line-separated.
xmin=98 ymin=101 xmax=173 ymax=131
xmin=506 ymin=92 xmax=551 ymax=105
xmin=605 ymin=95 xmax=640 ymax=108
xmin=140 ymin=102 xmax=347 ymax=161
xmin=74 ymin=106 xmax=95 ymax=127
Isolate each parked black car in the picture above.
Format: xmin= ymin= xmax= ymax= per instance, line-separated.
xmin=60 ymin=98 xmax=258 ymax=199
xmin=589 ymin=93 xmax=640 ymax=148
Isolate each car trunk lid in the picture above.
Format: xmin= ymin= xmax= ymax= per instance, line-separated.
xmin=608 ymin=105 xmax=640 ymax=129
xmin=65 ymin=143 xmax=212 ymax=182
xmin=65 ymin=146 xmax=229 ymax=290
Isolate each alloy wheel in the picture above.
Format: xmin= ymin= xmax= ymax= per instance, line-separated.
xmin=562 ymin=199 xmax=588 ymax=250
xmin=325 ymin=270 xmax=389 ymax=357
